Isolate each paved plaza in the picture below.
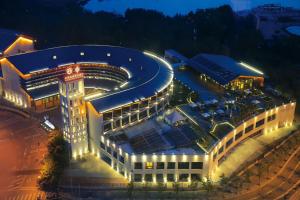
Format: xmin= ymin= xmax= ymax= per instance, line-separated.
xmin=0 ymin=110 xmax=47 ymax=200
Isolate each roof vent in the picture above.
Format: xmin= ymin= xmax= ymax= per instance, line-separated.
xmin=129 ymin=58 xmax=132 ymax=62
xmin=80 ymin=52 xmax=85 ymax=56
xmin=53 ymin=55 xmax=57 ymax=60
xmin=107 ymin=53 xmax=111 ymax=57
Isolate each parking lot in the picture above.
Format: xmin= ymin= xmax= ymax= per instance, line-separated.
xmin=0 ymin=110 xmax=48 ymax=200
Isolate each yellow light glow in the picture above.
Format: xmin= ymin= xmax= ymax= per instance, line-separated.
xmin=142 ymin=154 xmax=147 ymax=161
xmin=240 ymin=62 xmax=264 ymax=75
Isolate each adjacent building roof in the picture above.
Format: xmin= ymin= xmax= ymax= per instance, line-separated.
xmin=165 ymin=49 xmax=189 ymax=63
xmin=0 ymin=28 xmax=20 ymax=54
xmin=6 ymin=45 xmax=173 ymax=113
xmin=187 ymin=53 xmax=263 ymax=85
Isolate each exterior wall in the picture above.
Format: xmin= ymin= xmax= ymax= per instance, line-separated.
xmin=4 ymin=37 xmax=34 ymax=56
xmin=128 ymin=154 xmax=205 ymax=183
xmin=207 ymin=102 xmax=296 ymax=178
xmin=0 ymin=78 xmax=3 ymax=96
xmin=59 ymin=74 xmax=89 ymax=159
xmin=102 ymin=85 xmax=173 ymax=134
xmin=98 ymin=134 xmax=206 ymax=183
xmin=1 ymin=60 xmax=30 ymax=108
xmin=87 ymin=102 xmax=103 ymax=155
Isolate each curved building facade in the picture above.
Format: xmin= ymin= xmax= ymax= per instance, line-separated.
xmin=0 ymin=36 xmax=296 ymax=183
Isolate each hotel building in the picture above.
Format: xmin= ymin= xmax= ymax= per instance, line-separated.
xmin=0 ymin=31 xmax=296 ymax=183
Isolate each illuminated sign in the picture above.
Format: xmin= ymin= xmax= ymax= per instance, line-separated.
xmin=64 ymin=65 xmax=83 ymax=82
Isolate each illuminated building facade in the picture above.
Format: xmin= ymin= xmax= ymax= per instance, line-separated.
xmin=165 ymin=50 xmax=264 ymax=90
xmin=0 ymin=32 xmax=296 ymax=183
xmin=59 ymin=65 xmax=88 ymax=158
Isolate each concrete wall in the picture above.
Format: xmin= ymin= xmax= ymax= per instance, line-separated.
xmin=207 ymin=102 xmax=296 ymax=178
xmin=1 ymin=59 xmax=30 ymax=108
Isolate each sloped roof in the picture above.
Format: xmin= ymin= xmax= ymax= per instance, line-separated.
xmin=0 ymin=28 xmax=20 ymax=53
xmin=6 ymin=45 xmax=173 ymax=113
xmin=187 ymin=53 xmax=263 ymax=85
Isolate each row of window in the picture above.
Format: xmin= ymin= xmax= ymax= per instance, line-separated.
xmin=134 ymin=162 xmax=203 ymax=170
xmin=100 ymin=142 xmax=125 ymax=164
xmin=133 ymin=173 xmax=201 ymax=182
xmin=213 ymin=115 xmax=277 ymax=161
xmin=103 ymin=104 xmax=165 ymax=132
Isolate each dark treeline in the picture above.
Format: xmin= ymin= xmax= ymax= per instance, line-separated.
xmin=0 ymin=0 xmax=299 ymax=111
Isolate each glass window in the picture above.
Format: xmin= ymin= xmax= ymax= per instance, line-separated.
xmin=113 ymin=151 xmax=118 ymax=159
xmin=167 ymin=162 xmax=176 ymax=169
xmin=226 ymin=138 xmax=233 ymax=148
xmin=107 ymin=147 xmax=112 ymax=154
xmin=267 ymin=114 xmax=276 ymax=122
xmin=146 ymin=162 xmax=154 ymax=169
xmin=245 ymin=124 xmax=254 ymax=134
xmin=191 ymin=162 xmax=203 ymax=169
xmin=218 ymin=146 xmax=224 ymax=155
xmin=179 ymin=174 xmax=189 ymax=182
xmin=100 ymin=142 xmax=106 ymax=150
xmin=235 ymin=131 xmax=243 ymax=140
xmin=167 ymin=174 xmax=175 ymax=182
xmin=178 ymin=162 xmax=189 ymax=169
xmin=119 ymin=156 xmax=125 ymax=163
xmin=145 ymin=174 xmax=153 ymax=182
xmin=134 ymin=174 xmax=142 ymax=182
xmin=134 ymin=162 xmax=142 ymax=169
xmin=191 ymin=174 xmax=201 ymax=181
xmin=156 ymin=174 xmax=164 ymax=182
xmin=156 ymin=162 xmax=165 ymax=169
xmin=256 ymin=119 xmax=265 ymax=128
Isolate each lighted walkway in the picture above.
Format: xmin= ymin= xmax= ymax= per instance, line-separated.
xmin=212 ymin=125 xmax=297 ymax=181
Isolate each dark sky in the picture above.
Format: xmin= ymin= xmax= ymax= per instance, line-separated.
xmin=85 ymin=0 xmax=300 ymax=16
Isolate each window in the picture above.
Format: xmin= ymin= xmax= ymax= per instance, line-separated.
xmin=131 ymin=114 xmax=138 ymax=122
xmin=218 ymin=146 xmax=224 ymax=155
xmin=167 ymin=162 xmax=176 ymax=169
xmin=178 ymin=162 xmax=189 ymax=169
xmin=235 ymin=131 xmax=243 ymax=140
xmin=100 ymin=142 xmax=106 ymax=150
xmin=104 ymin=123 xmax=112 ymax=132
xmin=156 ymin=162 xmax=165 ymax=169
xmin=146 ymin=162 xmax=154 ymax=169
xmin=191 ymin=162 xmax=203 ymax=169
xmin=267 ymin=114 xmax=276 ymax=122
xmin=179 ymin=174 xmax=189 ymax=182
xmin=256 ymin=119 xmax=265 ymax=128
xmin=245 ymin=124 xmax=254 ymax=134
xmin=167 ymin=174 xmax=175 ymax=182
xmin=119 ymin=156 xmax=125 ymax=163
xmin=191 ymin=174 xmax=201 ymax=181
xmin=145 ymin=174 xmax=153 ymax=182
xmin=113 ymin=151 xmax=118 ymax=159
xmin=156 ymin=174 xmax=164 ymax=182
xmin=134 ymin=162 xmax=142 ymax=169
xmin=226 ymin=138 xmax=233 ymax=148
xmin=107 ymin=147 xmax=112 ymax=154
xmin=134 ymin=174 xmax=142 ymax=182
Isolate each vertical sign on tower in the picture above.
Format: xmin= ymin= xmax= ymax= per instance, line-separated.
xmin=59 ymin=65 xmax=88 ymax=159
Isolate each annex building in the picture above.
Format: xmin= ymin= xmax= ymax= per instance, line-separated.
xmin=165 ymin=50 xmax=264 ymax=90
